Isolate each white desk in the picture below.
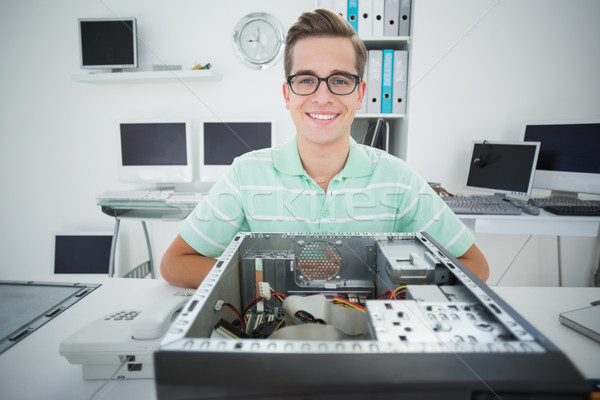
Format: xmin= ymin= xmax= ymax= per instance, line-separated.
xmin=458 ymin=209 xmax=600 ymax=237
xmin=0 ymin=278 xmax=598 ymax=400
xmin=493 ymin=286 xmax=600 ymax=380
xmin=458 ymin=210 xmax=600 ymax=285
xmin=0 ymin=277 xmax=170 ymax=400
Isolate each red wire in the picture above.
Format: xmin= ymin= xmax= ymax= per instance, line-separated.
xmin=242 ymin=296 xmax=262 ymax=316
xmin=223 ymin=303 xmax=245 ymax=330
xmin=331 ymin=297 xmax=365 ymax=310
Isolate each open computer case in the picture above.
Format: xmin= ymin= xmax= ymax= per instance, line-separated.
xmin=154 ymin=232 xmax=589 ymax=399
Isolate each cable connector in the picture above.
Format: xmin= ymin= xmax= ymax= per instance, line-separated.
xmin=258 ymin=282 xmax=271 ymax=301
xmin=214 ymin=300 xmax=224 ymax=311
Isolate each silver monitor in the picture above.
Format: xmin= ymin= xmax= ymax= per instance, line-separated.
xmin=522 ymin=120 xmax=600 ymax=197
xmin=465 ymin=140 xmax=540 ymax=197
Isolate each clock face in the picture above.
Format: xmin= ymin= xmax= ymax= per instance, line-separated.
xmin=233 ymin=13 xmax=285 ymax=69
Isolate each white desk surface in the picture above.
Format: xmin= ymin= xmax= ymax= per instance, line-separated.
xmin=0 ymin=277 xmax=598 ymax=400
xmin=457 ymin=209 xmax=600 ymax=236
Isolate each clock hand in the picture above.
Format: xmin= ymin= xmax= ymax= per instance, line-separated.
xmin=248 ymin=26 xmax=260 ymax=43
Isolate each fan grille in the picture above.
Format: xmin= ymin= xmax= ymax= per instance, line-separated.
xmin=297 ymin=241 xmax=341 ymax=281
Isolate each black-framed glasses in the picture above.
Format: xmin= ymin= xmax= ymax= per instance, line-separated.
xmin=286 ymin=73 xmax=361 ymax=96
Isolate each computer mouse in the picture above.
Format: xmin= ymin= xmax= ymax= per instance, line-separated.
xmin=521 ymin=204 xmax=540 ymax=215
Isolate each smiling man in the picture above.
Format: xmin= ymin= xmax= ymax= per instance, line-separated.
xmin=160 ymin=9 xmax=489 ymax=288
xmin=284 ymin=36 xmax=364 ymax=192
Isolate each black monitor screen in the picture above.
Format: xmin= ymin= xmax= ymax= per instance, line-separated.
xmin=466 ymin=142 xmax=539 ymax=195
xmin=523 ymin=123 xmax=600 ymax=174
xmin=120 ymin=123 xmax=188 ymax=166
xmin=54 ymin=234 xmax=112 ymax=274
xmin=203 ymin=122 xmax=272 ymax=165
xmin=80 ymin=19 xmax=136 ymax=67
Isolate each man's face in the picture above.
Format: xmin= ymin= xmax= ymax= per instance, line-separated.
xmin=283 ymin=36 xmax=366 ymax=147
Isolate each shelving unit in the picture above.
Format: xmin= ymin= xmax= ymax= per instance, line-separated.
xmin=360 ymin=36 xmax=409 ymax=47
xmin=71 ymin=69 xmax=222 ymax=84
xmin=355 ymin=113 xmax=406 ymax=120
xmin=353 ymin=34 xmax=411 ymax=160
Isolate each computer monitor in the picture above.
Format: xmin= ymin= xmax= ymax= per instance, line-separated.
xmin=53 ymin=232 xmax=112 ymax=275
xmin=199 ymin=120 xmax=274 ymax=182
xmin=117 ymin=120 xmax=193 ymax=185
xmin=464 ymin=141 xmax=540 ymax=197
xmin=78 ymin=17 xmax=138 ymax=71
xmin=522 ymin=120 xmax=600 ymax=197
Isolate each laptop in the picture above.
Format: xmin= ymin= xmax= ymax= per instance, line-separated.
xmin=559 ymin=303 xmax=600 ymax=343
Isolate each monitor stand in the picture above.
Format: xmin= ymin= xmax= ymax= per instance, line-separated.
xmin=548 ymin=190 xmax=579 ymax=199
xmin=153 ymin=184 xmax=176 ymax=192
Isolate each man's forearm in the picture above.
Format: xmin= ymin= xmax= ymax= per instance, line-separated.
xmin=160 ymin=253 xmax=216 ymax=288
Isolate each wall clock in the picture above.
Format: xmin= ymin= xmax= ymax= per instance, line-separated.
xmin=233 ymin=12 xmax=285 ymax=69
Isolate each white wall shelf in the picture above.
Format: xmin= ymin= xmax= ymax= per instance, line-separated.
xmin=362 ymin=36 xmax=409 ymax=49
xmin=71 ymin=69 xmax=222 ymax=83
xmin=355 ymin=113 xmax=405 ymax=119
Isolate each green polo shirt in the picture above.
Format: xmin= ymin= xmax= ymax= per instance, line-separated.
xmin=180 ymin=136 xmax=474 ymax=258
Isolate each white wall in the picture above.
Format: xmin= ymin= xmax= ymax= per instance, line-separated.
xmin=0 ymin=0 xmax=313 ymax=281
xmin=0 ymin=0 xmax=598 ymax=286
xmin=405 ymin=0 xmax=600 ymax=286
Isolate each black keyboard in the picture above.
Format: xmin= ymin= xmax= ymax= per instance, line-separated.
xmin=544 ymin=205 xmax=600 ymax=216
xmin=529 ymin=198 xmax=600 ymax=208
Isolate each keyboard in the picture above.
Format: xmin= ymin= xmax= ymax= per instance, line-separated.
xmin=97 ymin=190 xmax=174 ymax=202
xmin=529 ymin=197 xmax=600 ymax=208
xmin=544 ymin=205 xmax=600 ymax=216
xmin=165 ymin=192 xmax=204 ymax=205
xmin=442 ymin=196 xmax=521 ymax=215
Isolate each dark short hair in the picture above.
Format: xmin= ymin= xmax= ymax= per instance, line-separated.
xmin=284 ymin=8 xmax=367 ymax=78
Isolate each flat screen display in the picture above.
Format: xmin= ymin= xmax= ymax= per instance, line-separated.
xmin=79 ymin=18 xmax=137 ymax=69
xmin=203 ymin=122 xmax=272 ymax=165
xmin=120 ymin=123 xmax=188 ymax=166
xmin=522 ymin=121 xmax=600 ymax=195
xmin=465 ymin=141 xmax=540 ymax=196
xmin=0 ymin=281 xmax=99 ymax=354
xmin=117 ymin=120 xmax=193 ymax=184
xmin=524 ymin=123 xmax=599 ymax=174
xmin=54 ymin=234 xmax=112 ymax=274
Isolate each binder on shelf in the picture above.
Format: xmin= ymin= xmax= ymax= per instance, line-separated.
xmin=366 ymin=50 xmax=383 ymax=114
xmin=384 ymin=0 xmax=400 ymax=36
xmin=318 ymin=0 xmax=334 ymax=9
xmin=358 ymin=0 xmax=373 ymax=37
xmin=372 ymin=0 xmax=385 ymax=37
xmin=392 ymin=50 xmax=408 ymax=114
xmin=399 ymin=0 xmax=411 ymax=36
xmin=332 ymin=0 xmax=347 ymax=20
xmin=381 ymin=49 xmax=394 ymax=113
xmin=347 ymin=0 xmax=359 ymax=32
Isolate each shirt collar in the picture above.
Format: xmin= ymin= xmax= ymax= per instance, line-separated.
xmin=273 ymin=136 xmax=373 ymax=178
xmin=273 ymin=136 xmax=305 ymax=175
xmin=342 ymin=137 xmax=373 ymax=178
